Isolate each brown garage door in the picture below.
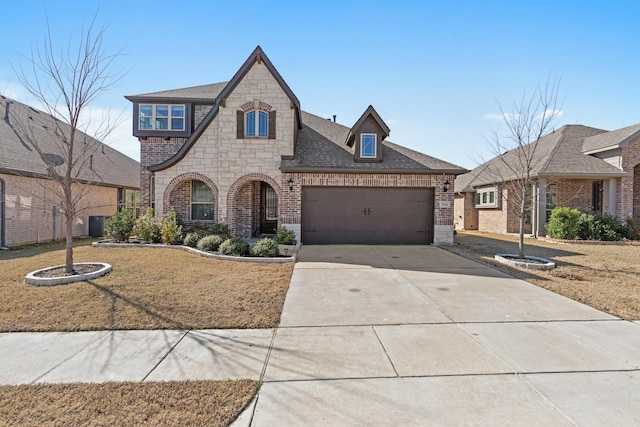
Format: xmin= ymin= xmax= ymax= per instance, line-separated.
xmin=301 ymin=187 xmax=434 ymax=244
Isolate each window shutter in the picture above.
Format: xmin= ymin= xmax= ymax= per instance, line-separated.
xmin=268 ymin=110 xmax=276 ymax=139
xmin=237 ymin=110 xmax=244 ymax=139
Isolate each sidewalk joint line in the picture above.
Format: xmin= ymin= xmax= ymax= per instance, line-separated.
xmin=141 ymin=329 xmax=190 ymax=383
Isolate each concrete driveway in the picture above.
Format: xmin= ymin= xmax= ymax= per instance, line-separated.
xmin=242 ymin=245 xmax=640 ymax=426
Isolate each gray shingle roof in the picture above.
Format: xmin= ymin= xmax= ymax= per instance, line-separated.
xmin=0 ymin=96 xmax=139 ymax=189
xmin=582 ymin=123 xmax=640 ymax=154
xmin=455 ymin=124 xmax=628 ymax=192
xmin=281 ymin=111 xmax=467 ymax=173
xmin=126 ymin=82 xmax=228 ymax=102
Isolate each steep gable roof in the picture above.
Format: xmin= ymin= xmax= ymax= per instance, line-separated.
xmin=0 ymin=96 xmax=139 ymax=188
xmin=146 ymin=46 xmax=302 ymax=172
xmin=455 ymin=124 xmax=626 ymax=192
xmin=345 ymin=105 xmax=390 ymax=147
xmin=582 ymin=123 xmax=640 ymax=154
xmin=281 ymin=111 xmax=467 ymax=174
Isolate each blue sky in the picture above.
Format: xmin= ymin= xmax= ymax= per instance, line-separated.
xmin=1 ymin=0 xmax=638 ymax=169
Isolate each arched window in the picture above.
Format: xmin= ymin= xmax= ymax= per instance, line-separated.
xmin=191 ymin=180 xmax=214 ymax=220
xmin=245 ymin=110 xmax=269 ymax=137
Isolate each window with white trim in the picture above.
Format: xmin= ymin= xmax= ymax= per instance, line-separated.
xmin=475 ymin=187 xmax=498 ymax=208
xmin=245 ymin=110 xmax=269 ymax=137
xmin=139 ymin=104 xmax=185 ymax=131
xmin=360 ymin=133 xmax=377 ymax=158
xmin=191 ymin=180 xmax=214 ymax=221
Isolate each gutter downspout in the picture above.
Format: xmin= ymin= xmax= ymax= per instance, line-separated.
xmin=0 ymin=178 xmax=6 ymax=249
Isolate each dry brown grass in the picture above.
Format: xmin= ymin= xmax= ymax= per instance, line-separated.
xmin=0 ymin=242 xmax=293 ymax=332
xmin=443 ymin=231 xmax=640 ymax=320
xmin=0 ymin=380 xmax=258 ymax=426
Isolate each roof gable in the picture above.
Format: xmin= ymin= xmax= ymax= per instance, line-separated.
xmin=345 ymin=105 xmax=390 ymax=147
xmin=148 ymin=46 xmax=302 ymax=172
xmin=582 ymin=123 xmax=640 ymax=154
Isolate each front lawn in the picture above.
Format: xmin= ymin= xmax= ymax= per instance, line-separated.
xmin=443 ymin=231 xmax=640 ymax=320
xmin=0 ymin=244 xmax=293 ymax=332
xmin=0 ymin=380 xmax=258 ymax=426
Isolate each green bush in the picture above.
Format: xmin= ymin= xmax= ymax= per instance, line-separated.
xmin=196 ymin=234 xmax=225 ymax=251
xmin=183 ymin=221 xmax=230 ymax=239
xmin=219 ymin=237 xmax=250 ymax=256
xmin=104 ymin=208 xmax=135 ymax=242
xmin=184 ymin=231 xmax=205 ymax=248
xmin=545 ymin=207 xmax=580 ymax=239
xmin=274 ymin=226 xmax=296 ymax=245
xmin=250 ymin=237 xmax=280 ymax=257
xmin=578 ymin=212 xmax=626 ymax=241
xmin=161 ymin=210 xmax=183 ymax=245
xmin=624 ymin=217 xmax=640 ymax=240
xmin=133 ymin=208 xmax=162 ymax=243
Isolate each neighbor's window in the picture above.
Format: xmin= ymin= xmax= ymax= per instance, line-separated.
xmin=245 ymin=110 xmax=269 ymax=137
xmin=191 ymin=180 xmax=214 ymax=221
xmin=360 ymin=133 xmax=377 ymax=158
xmin=139 ymin=104 xmax=185 ymax=131
xmin=124 ymin=189 xmax=140 ymax=217
xmin=545 ymin=183 xmax=557 ymax=221
xmin=475 ymin=187 xmax=498 ymax=208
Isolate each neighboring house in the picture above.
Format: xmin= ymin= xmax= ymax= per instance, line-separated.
xmin=0 ymin=95 xmax=140 ymax=247
xmin=454 ymin=123 xmax=640 ymax=236
xmin=125 ymin=46 xmax=466 ymax=245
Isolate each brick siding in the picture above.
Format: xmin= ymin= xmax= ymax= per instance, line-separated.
xmin=0 ymin=173 xmax=118 ymax=246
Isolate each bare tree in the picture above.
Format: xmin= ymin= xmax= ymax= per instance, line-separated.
xmin=486 ymin=77 xmax=561 ymax=258
xmin=12 ymin=16 xmax=122 ymax=273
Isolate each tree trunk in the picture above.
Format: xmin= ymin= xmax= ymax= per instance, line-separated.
xmin=65 ymin=219 xmax=74 ymax=273
xmin=519 ymin=197 xmax=525 ymax=259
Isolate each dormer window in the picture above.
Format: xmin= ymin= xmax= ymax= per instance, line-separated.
xmin=360 ymin=134 xmax=377 ymax=158
xmin=139 ymin=104 xmax=185 ymax=131
xmin=246 ymin=110 xmax=269 ymax=137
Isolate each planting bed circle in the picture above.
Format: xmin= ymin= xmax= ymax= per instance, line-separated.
xmin=26 ymin=262 xmax=112 ymax=286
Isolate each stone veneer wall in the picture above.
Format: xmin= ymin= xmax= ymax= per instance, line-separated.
xmin=0 ymin=173 xmax=118 ymax=246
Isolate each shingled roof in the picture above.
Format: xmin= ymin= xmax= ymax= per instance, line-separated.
xmin=455 ymin=124 xmax=628 ymax=192
xmin=582 ymin=123 xmax=640 ymax=154
xmin=0 ymin=95 xmax=139 ymax=189
xmin=125 ymin=82 xmax=227 ymax=103
xmin=281 ymin=111 xmax=467 ymax=174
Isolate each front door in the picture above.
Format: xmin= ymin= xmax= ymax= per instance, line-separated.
xmin=260 ymin=182 xmax=278 ymax=235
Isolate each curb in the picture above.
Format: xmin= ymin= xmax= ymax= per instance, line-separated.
xmin=26 ymin=262 xmax=112 ymax=286
xmin=494 ymin=254 xmax=555 ymax=271
xmin=92 ymin=242 xmax=296 ymax=263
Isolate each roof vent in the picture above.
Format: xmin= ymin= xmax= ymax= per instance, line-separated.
xmin=4 ymin=101 xmax=9 ymax=123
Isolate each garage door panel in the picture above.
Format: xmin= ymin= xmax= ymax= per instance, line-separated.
xmin=302 ymin=187 xmax=433 ymax=245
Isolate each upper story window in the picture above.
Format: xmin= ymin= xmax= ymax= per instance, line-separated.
xmin=246 ymin=110 xmax=269 ymax=137
xmin=360 ymin=133 xmax=377 ymax=158
xmin=139 ymin=104 xmax=185 ymax=131
xmin=475 ymin=187 xmax=498 ymax=208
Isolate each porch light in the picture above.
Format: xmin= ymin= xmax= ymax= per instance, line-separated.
xmin=287 ymin=178 xmax=295 ymax=191
xmin=443 ymin=180 xmax=450 ymax=192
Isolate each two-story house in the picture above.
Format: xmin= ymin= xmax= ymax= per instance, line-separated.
xmin=126 ymin=46 xmax=466 ymax=245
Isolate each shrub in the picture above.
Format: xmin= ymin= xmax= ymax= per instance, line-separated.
xmin=183 ymin=221 xmax=230 ymax=239
xmin=623 ymin=217 xmax=640 ymax=240
xmin=104 ymin=208 xmax=135 ymax=242
xmin=274 ymin=226 xmax=296 ymax=245
xmin=545 ymin=207 xmax=580 ymax=239
xmin=183 ymin=232 xmax=205 ymax=248
xmin=219 ymin=237 xmax=250 ymax=256
xmin=197 ymin=234 xmax=225 ymax=251
xmin=250 ymin=237 xmax=280 ymax=257
xmin=211 ymin=221 xmax=231 ymax=238
xmin=578 ymin=212 xmax=626 ymax=241
xmin=133 ymin=208 xmax=162 ymax=243
xmin=161 ymin=210 xmax=183 ymax=245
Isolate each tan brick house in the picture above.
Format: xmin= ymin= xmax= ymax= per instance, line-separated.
xmin=0 ymin=96 xmax=140 ymax=247
xmin=126 ymin=47 xmax=466 ymax=245
xmin=454 ymin=123 xmax=640 ymax=236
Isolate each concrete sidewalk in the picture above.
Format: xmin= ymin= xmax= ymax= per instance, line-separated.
xmin=2 ymin=245 xmax=640 ymax=425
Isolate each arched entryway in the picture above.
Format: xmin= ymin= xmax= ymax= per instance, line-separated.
xmin=227 ymin=174 xmax=281 ymax=238
xmin=163 ymin=173 xmax=218 ymax=222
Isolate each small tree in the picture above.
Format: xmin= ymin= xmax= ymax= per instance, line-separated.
xmin=485 ymin=77 xmax=561 ymax=258
xmin=11 ymin=16 xmax=122 ymax=273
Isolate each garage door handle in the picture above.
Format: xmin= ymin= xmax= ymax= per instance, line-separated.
xmin=362 ymin=208 xmax=372 ymax=216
